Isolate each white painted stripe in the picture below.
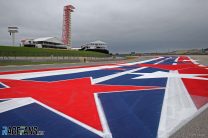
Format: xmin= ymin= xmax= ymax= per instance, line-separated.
xmin=0 ymin=98 xmax=34 ymax=113
xmin=174 ymin=57 xmax=179 ymax=63
xmin=130 ymin=71 xmax=208 ymax=80
xmin=0 ymin=82 xmax=10 ymax=89
xmin=92 ymin=57 xmax=167 ymax=84
xmin=0 ymin=65 xmax=120 ymax=80
xmin=169 ymin=102 xmax=208 ymax=137
xmin=157 ymin=71 xmax=197 ymax=138
xmin=92 ymin=67 xmax=146 ymax=84
xmin=199 ymin=65 xmax=206 ymax=67
xmin=97 ymin=87 xmax=165 ymax=94
xmin=0 ymin=57 xmax=162 ymax=80
xmin=94 ymin=93 xmax=112 ymax=138
xmin=118 ymin=56 xmax=163 ymax=66
xmin=155 ymin=57 xmax=170 ymax=64
xmin=187 ymin=56 xmax=199 ymax=65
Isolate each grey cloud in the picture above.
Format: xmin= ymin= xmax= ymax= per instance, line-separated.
xmin=0 ymin=0 xmax=208 ymax=53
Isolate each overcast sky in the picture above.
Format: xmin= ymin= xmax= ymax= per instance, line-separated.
xmin=0 ymin=0 xmax=208 ymax=53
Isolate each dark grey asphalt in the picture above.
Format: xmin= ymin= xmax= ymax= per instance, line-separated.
xmin=190 ymin=55 xmax=208 ymax=66
xmin=170 ymin=107 xmax=208 ymax=138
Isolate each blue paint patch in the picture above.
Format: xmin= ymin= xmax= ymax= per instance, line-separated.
xmin=118 ymin=65 xmax=138 ymax=70
xmin=135 ymin=67 xmax=168 ymax=73
xmin=0 ymin=83 xmax=6 ymax=88
xmin=99 ymin=89 xmax=165 ymax=138
xmin=0 ymin=103 xmax=100 ymax=138
xmin=25 ymin=70 xmax=121 ymax=82
xmin=100 ymin=74 xmax=167 ymax=87
xmin=160 ymin=58 xmax=176 ymax=65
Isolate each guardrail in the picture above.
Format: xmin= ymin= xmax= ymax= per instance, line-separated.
xmin=0 ymin=56 xmax=124 ymax=63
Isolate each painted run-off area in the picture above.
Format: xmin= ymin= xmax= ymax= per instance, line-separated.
xmin=0 ymin=56 xmax=207 ymax=138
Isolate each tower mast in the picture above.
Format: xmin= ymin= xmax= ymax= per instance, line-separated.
xmin=62 ymin=4 xmax=75 ymax=49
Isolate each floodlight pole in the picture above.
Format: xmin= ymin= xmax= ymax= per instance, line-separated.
xmin=12 ymin=33 xmax=15 ymax=46
xmin=8 ymin=27 xmax=18 ymax=46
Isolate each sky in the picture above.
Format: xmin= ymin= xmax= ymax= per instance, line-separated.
xmin=0 ymin=0 xmax=208 ymax=53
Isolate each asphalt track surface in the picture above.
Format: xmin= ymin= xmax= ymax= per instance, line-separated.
xmin=0 ymin=56 xmax=207 ymax=138
xmin=0 ymin=56 xmax=155 ymax=72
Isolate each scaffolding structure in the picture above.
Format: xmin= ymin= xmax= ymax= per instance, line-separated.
xmin=62 ymin=4 xmax=75 ymax=49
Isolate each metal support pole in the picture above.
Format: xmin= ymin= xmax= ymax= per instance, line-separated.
xmin=12 ymin=33 xmax=15 ymax=46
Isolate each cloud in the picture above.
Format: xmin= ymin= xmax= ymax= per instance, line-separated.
xmin=0 ymin=0 xmax=207 ymax=53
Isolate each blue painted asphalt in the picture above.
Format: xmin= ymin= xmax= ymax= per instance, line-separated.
xmin=99 ymin=89 xmax=165 ymax=138
xmin=0 ymin=103 xmax=100 ymax=138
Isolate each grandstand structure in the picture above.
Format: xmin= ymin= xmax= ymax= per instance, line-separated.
xmin=21 ymin=37 xmax=67 ymax=49
xmin=21 ymin=4 xmax=75 ymax=50
xmin=81 ymin=40 xmax=109 ymax=54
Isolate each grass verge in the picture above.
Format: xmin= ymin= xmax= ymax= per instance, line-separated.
xmin=0 ymin=61 xmax=76 ymax=66
xmin=0 ymin=46 xmax=109 ymax=57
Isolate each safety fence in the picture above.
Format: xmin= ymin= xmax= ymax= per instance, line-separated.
xmin=0 ymin=56 xmax=124 ymax=63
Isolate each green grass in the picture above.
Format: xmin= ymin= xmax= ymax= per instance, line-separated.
xmin=0 ymin=61 xmax=76 ymax=66
xmin=0 ymin=46 xmax=109 ymax=57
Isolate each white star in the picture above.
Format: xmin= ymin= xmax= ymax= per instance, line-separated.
xmin=130 ymin=71 xmax=208 ymax=80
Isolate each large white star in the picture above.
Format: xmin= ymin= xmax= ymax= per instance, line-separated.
xmin=130 ymin=71 xmax=208 ymax=80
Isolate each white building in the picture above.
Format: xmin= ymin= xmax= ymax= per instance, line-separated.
xmin=81 ymin=40 xmax=109 ymax=54
xmin=21 ymin=39 xmax=35 ymax=47
xmin=21 ymin=37 xmax=68 ymax=49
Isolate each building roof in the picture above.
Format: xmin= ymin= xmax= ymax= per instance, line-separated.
xmin=33 ymin=37 xmax=63 ymax=44
xmin=90 ymin=40 xmax=107 ymax=45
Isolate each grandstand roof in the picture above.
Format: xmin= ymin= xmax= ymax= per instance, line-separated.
xmin=90 ymin=40 xmax=107 ymax=45
xmin=34 ymin=37 xmax=63 ymax=44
